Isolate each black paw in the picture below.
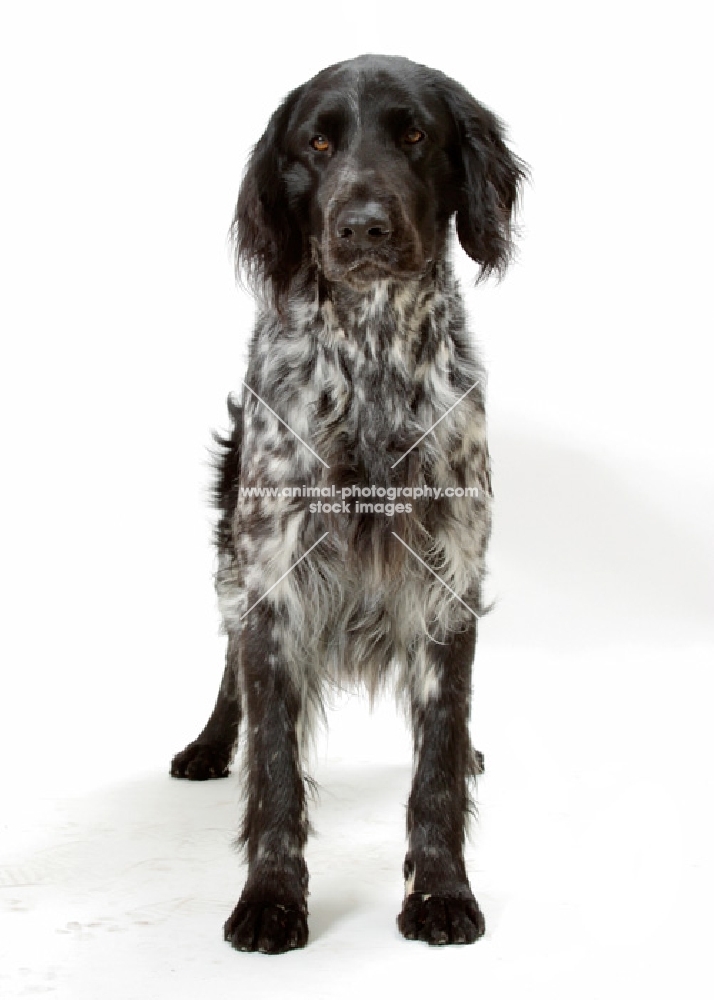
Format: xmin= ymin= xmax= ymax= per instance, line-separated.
xmin=398 ymin=893 xmax=485 ymax=945
xmin=224 ymin=898 xmax=308 ymax=954
xmin=170 ymin=742 xmax=231 ymax=780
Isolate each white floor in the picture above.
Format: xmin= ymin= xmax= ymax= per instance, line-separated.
xmin=3 ymin=644 xmax=711 ymax=1000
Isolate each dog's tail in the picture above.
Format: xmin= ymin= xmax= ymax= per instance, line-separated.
xmin=211 ymin=394 xmax=243 ymax=555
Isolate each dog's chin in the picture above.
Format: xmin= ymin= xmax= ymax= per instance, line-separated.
xmin=324 ymin=259 xmax=427 ymax=289
xmin=342 ymin=261 xmax=398 ymax=288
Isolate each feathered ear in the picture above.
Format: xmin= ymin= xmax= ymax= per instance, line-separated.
xmin=438 ymin=79 xmax=527 ymax=278
xmin=231 ymin=84 xmax=306 ymax=303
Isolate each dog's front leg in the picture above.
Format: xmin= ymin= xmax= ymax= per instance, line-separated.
xmin=398 ymin=619 xmax=486 ymax=945
xmin=224 ymin=601 xmax=310 ymax=954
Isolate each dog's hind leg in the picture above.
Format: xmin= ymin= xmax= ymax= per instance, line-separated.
xmin=398 ymin=619 xmax=486 ymax=945
xmin=171 ymin=395 xmax=245 ymax=780
xmin=170 ymin=631 xmax=242 ymax=780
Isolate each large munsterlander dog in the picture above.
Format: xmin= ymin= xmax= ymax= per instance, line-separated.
xmin=171 ymin=54 xmax=525 ymax=953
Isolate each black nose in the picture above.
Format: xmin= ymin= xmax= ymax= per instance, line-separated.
xmin=335 ymin=203 xmax=391 ymax=247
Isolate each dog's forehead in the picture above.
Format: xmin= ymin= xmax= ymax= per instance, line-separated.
xmin=291 ymin=55 xmax=442 ymax=129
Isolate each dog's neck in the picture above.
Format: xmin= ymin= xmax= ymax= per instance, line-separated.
xmin=282 ymin=257 xmax=460 ymax=359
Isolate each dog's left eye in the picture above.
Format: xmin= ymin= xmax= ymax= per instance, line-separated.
xmin=310 ymin=135 xmax=331 ymax=152
xmin=402 ymin=128 xmax=426 ymax=145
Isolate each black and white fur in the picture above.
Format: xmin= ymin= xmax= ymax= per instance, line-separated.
xmin=171 ymin=54 xmax=525 ymax=953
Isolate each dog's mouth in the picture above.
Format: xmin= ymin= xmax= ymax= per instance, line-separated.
xmin=343 ymin=259 xmax=399 ymax=282
xmin=312 ymin=234 xmax=429 ymax=287
xmin=322 ymin=253 xmax=428 ymax=287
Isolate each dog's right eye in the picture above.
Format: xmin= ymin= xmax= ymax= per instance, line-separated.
xmin=310 ymin=135 xmax=331 ymax=152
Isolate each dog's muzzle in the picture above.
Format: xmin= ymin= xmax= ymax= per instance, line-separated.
xmin=320 ymin=186 xmax=426 ymax=284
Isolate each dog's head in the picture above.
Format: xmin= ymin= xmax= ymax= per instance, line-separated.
xmin=233 ymin=55 xmax=526 ymax=302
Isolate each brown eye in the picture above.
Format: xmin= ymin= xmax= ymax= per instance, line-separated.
xmin=403 ymin=127 xmax=426 ymax=145
xmin=310 ymin=135 xmax=331 ymax=152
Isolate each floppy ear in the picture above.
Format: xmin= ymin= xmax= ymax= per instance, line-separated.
xmin=438 ymin=79 xmax=527 ymax=278
xmin=231 ymin=84 xmax=306 ymax=303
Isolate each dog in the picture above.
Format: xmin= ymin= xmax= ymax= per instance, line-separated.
xmin=171 ymin=54 xmax=525 ymax=953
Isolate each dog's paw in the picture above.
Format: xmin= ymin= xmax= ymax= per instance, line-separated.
xmin=224 ymin=898 xmax=308 ymax=954
xmin=398 ymin=892 xmax=485 ymax=945
xmin=170 ymin=742 xmax=231 ymax=780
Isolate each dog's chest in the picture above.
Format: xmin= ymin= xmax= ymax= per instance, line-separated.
xmin=229 ymin=283 xmax=491 ymax=642
xmin=249 ymin=284 xmax=473 ymax=488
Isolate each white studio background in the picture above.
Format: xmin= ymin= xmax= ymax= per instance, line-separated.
xmin=1 ymin=2 xmax=712 ymax=998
